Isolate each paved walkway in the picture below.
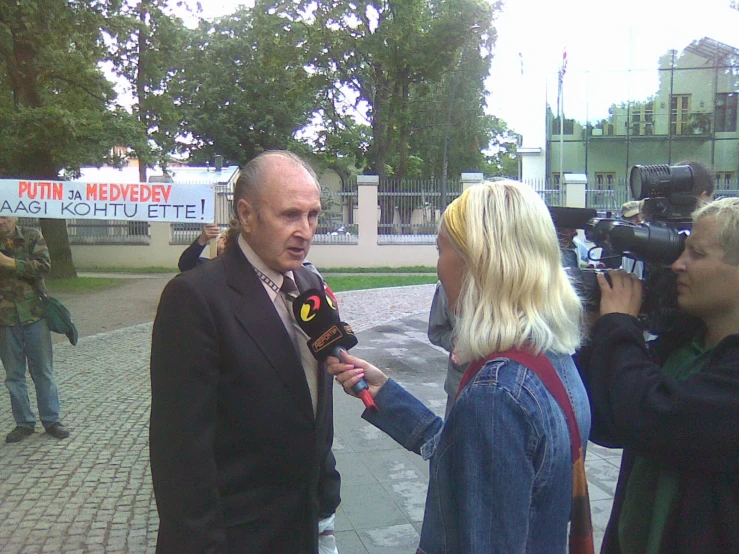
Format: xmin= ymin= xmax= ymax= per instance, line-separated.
xmin=0 ymin=281 xmax=619 ymax=553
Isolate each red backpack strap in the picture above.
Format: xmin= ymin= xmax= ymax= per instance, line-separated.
xmin=455 ymin=350 xmax=594 ymax=554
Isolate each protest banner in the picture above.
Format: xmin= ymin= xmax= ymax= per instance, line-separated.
xmin=0 ymin=179 xmax=216 ymax=223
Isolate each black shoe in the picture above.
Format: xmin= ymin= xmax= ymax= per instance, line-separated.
xmin=45 ymin=423 xmax=69 ymax=440
xmin=6 ymin=426 xmax=34 ymax=443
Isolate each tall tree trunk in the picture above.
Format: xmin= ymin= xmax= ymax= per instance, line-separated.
xmin=3 ymin=6 xmax=77 ymax=279
xmin=30 ymin=158 xmax=77 ymax=279
xmin=40 ymin=220 xmax=77 ymax=279
xmin=136 ymin=1 xmax=150 ymax=183
xmin=373 ymin=66 xmax=395 ymax=234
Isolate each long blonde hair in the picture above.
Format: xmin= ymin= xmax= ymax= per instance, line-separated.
xmin=441 ymin=180 xmax=584 ymax=362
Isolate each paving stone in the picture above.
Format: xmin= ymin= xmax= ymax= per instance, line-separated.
xmin=0 ymin=284 xmax=616 ymax=553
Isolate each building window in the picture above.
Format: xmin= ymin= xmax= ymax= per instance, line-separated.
xmin=670 ymin=94 xmax=691 ymax=135
xmin=595 ymin=172 xmax=616 ymax=190
xmin=631 ymin=102 xmax=654 ymax=136
xmin=552 ymin=117 xmax=574 ymax=135
xmin=715 ymin=93 xmax=738 ymax=132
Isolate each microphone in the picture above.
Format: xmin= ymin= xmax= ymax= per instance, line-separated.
xmin=292 ymin=288 xmax=378 ymax=411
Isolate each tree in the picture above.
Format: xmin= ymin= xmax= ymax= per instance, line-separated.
xmin=171 ymin=6 xmax=323 ymax=166
xmin=107 ymin=0 xmax=189 ymax=181
xmin=0 ymin=0 xmax=125 ymax=278
xmin=265 ymin=0 xmax=501 ymax=228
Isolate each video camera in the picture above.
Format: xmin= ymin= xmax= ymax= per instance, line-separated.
xmin=551 ymin=164 xmax=702 ymax=334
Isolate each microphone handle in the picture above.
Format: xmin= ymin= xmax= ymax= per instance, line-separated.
xmin=330 ymin=347 xmax=378 ymax=412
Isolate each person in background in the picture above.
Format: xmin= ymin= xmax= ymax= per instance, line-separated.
xmin=677 ymin=159 xmax=715 ymax=204
xmin=178 ymin=222 xmax=221 ymax=272
xmin=557 ymin=227 xmax=591 ymax=269
xmin=329 ymin=180 xmax=590 ymax=553
xmin=150 ymin=150 xmax=340 ymax=554
xmin=577 ymin=197 xmax=739 ymax=553
xmin=620 ymin=200 xmax=643 ymax=224
xmin=427 ymin=281 xmax=467 ymax=416
xmin=0 ymin=217 xmax=69 ymax=443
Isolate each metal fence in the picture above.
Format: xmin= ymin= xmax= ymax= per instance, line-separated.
xmin=376 ymin=178 xmax=462 ymax=245
xmin=169 ymin=183 xmax=234 ymax=245
xmin=17 ymin=218 xmax=151 ymax=245
xmin=170 ymin=182 xmax=363 ymax=246
xmin=19 ymin=179 xmax=739 ymax=250
xmin=314 ymin=182 xmax=359 ymax=245
xmin=526 ymin=179 xmax=566 ymax=207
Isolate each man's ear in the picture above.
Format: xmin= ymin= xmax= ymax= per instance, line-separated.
xmin=237 ymin=199 xmax=255 ymax=233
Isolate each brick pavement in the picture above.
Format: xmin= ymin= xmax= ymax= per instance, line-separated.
xmin=0 ymin=283 xmax=619 ymax=553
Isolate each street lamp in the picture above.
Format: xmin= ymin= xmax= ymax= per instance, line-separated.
xmin=440 ymin=24 xmax=480 ymax=209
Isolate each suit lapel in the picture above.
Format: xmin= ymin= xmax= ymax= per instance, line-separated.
xmin=223 ymin=248 xmax=314 ymax=422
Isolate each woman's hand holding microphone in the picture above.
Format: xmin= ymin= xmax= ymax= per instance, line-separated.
xmin=326 ymin=351 xmax=389 ymax=400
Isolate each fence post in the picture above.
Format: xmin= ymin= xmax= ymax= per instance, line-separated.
xmin=357 ymin=175 xmax=379 ymax=248
xmin=151 ymin=222 xmax=172 ymax=253
xmin=460 ymin=172 xmax=484 ymax=191
xmin=564 ymin=173 xmax=588 ymax=208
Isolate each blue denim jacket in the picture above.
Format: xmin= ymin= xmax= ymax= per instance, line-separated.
xmin=364 ymin=352 xmax=591 ymax=554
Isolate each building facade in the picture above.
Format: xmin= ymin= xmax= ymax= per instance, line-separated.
xmin=521 ymin=37 xmax=739 ymax=197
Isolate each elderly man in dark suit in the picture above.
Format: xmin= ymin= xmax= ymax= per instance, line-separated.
xmin=150 ymin=151 xmax=340 ymax=554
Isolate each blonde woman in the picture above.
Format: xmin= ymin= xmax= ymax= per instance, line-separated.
xmin=328 ymin=180 xmax=591 ymax=553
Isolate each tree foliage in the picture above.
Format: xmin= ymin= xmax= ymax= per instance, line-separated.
xmin=0 ymin=0 xmax=131 ymax=277
xmin=0 ymin=0 xmax=517 ymax=270
xmin=171 ymin=6 xmax=323 ymax=166
xmin=106 ymin=0 xmax=189 ymax=180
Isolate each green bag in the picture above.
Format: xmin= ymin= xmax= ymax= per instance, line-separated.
xmin=42 ymin=295 xmax=78 ymax=346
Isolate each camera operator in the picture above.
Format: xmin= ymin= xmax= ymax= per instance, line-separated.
xmin=577 ymin=197 xmax=739 ymax=553
xmin=675 ymin=159 xmax=715 ymax=204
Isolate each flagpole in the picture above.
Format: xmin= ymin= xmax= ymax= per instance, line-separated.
xmin=559 ymin=49 xmax=566 ymax=193
xmin=559 ymin=82 xmax=564 ymax=191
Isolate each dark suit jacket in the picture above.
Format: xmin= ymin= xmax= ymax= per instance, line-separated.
xmin=150 ymin=245 xmax=341 ymax=554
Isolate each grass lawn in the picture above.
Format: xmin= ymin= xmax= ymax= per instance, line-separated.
xmin=324 ymin=274 xmax=437 ymax=292
xmin=46 ymin=277 xmax=123 ymax=294
xmin=78 ymin=265 xmax=437 ymax=275
xmin=78 ymin=266 xmax=177 ymax=273
xmin=44 ymin=273 xmax=437 ymax=295
xmin=321 ymin=266 xmax=435 ymax=274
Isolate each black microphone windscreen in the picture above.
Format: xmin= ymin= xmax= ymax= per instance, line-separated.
xmin=292 ymin=288 xmax=357 ymax=360
xmin=292 ymin=289 xmax=340 ymax=336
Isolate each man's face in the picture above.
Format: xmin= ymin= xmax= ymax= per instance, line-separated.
xmin=671 ymin=215 xmax=739 ymax=321
xmin=238 ymin=159 xmax=321 ymax=273
xmin=0 ymin=217 xmax=17 ymax=238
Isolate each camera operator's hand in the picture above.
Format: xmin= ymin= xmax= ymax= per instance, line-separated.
xmin=597 ymin=270 xmax=642 ymax=318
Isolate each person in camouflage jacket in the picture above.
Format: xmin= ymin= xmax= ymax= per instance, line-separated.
xmin=0 ymin=217 xmax=69 ymax=443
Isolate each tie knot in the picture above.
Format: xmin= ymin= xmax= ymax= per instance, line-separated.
xmin=281 ymin=275 xmax=299 ymax=301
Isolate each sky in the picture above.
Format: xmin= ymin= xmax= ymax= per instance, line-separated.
xmin=486 ymin=0 xmax=739 ymax=130
xmin=173 ymin=0 xmax=739 ymax=134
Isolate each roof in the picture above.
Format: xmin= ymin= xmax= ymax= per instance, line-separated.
xmin=684 ymin=37 xmax=739 ymax=62
xmin=76 ymin=165 xmax=240 ymax=186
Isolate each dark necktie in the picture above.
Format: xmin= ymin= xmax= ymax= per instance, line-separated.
xmin=280 ymin=275 xmax=299 ymax=302
xmin=280 ymin=274 xmax=319 ymax=415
